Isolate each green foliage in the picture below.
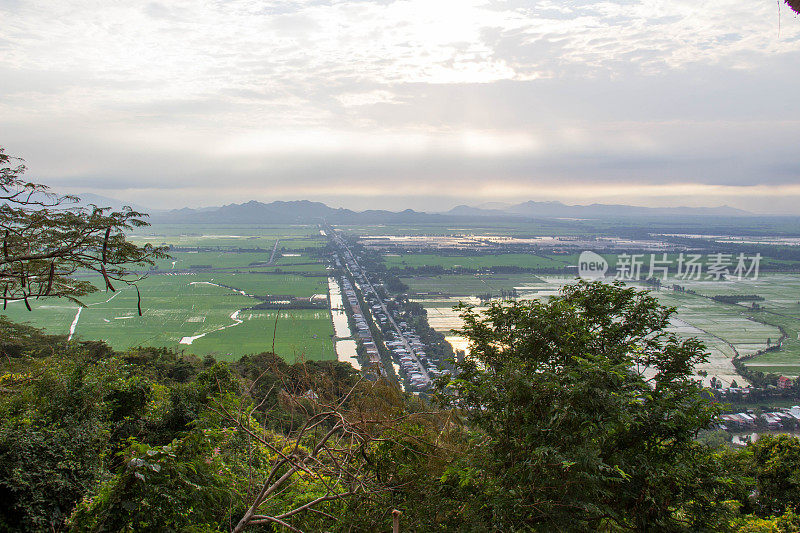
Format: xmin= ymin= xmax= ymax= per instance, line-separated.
xmin=0 ymin=315 xmax=67 ymax=358
xmin=0 ymin=338 xmax=235 ymax=531
xmin=440 ymin=280 xmax=725 ymax=530
xmin=69 ymin=424 xmax=255 ymax=532
xmin=732 ymin=508 xmax=800 ymax=532
xmin=748 ymin=435 xmax=800 ymax=517
xmin=4 ymin=283 xmax=800 ymax=531
xmin=331 ymin=381 xmax=465 ymax=531
xmin=0 ymin=353 xmax=112 ymax=530
xmin=0 ymin=420 xmax=108 ymax=531
xmin=0 ymin=319 xmax=382 ymax=532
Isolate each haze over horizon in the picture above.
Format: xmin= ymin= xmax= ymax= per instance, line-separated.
xmin=75 ymin=192 xmax=757 ymax=218
xmin=2 ymin=1 xmax=800 ymax=214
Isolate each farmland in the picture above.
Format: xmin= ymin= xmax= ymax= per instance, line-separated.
xmin=408 ymin=273 xmax=799 ymax=386
xmin=5 ymin=218 xmax=800 ymax=383
xmin=384 ymin=253 xmax=566 ymax=271
xmin=401 ymin=273 xmax=545 ymax=296
xmin=2 ymin=224 xmax=335 ymax=362
xmin=672 ymin=274 xmax=800 ymax=375
xmin=385 ymin=234 xmax=800 ymax=386
xmin=333 ymin=221 xmax=589 ymax=237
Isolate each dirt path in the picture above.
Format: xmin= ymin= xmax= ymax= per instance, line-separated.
xmin=67 ymin=308 xmax=83 ymax=340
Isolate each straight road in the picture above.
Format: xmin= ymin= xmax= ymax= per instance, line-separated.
xmin=268 ymin=239 xmax=280 ymax=264
xmin=327 ymin=227 xmax=430 ymax=384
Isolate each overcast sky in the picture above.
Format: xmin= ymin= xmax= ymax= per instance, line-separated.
xmin=1 ymin=0 xmax=799 ymax=213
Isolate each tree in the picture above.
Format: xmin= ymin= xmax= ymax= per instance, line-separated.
xmin=219 ymin=368 xmax=441 ymax=532
xmin=748 ymin=435 xmax=800 ymax=517
xmin=440 ymin=280 xmax=726 ymax=531
xmin=1 ymin=147 xmax=166 ymax=311
xmin=788 ymin=1 xmax=800 ymax=15
xmin=0 ymin=315 xmax=66 ymax=358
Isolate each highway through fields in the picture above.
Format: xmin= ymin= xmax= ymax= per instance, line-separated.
xmin=328 ymin=227 xmax=430 ymax=385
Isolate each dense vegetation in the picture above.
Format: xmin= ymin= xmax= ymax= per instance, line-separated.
xmin=1 ymin=282 xmax=800 ymax=531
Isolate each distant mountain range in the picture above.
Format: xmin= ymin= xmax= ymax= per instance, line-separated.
xmin=445 ymin=200 xmax=751 ymax=219
xmin=152 ymin=200 xmax=449 ymax=224
xmin=63 ymin=194 xmax=755 ymax=224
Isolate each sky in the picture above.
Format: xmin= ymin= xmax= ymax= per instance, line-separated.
xmin=1 ymin=0 xmax=799 ymax=213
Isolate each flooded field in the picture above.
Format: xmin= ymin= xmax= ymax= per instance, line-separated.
xmin=328 ymin=277 xmax=361 ymax=369
xmin=410 ymin=274 xmax=800 ymax=387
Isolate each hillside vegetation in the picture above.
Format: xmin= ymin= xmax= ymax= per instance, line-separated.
xmin=2 ymin=283 xmax=800 ymax=531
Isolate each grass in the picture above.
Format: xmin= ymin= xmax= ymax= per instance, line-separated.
xmin=403 ymin=273 xmax=546 ymax=296
xmin=2 ymin=224 xmax=336 ymax=362
xmin=154 ymin=251 xmax=275 ymax=270
xmin=384 ymin=253 xmax=566 ymax=270
xmin=149 ymin=249 xmax=327 ymax=274
xmin=11 ymin=218 xmax=800 ymax=375
xmin=3 ymin=275 xmax=336 ymax=361
xmin=4 ymin=276 xmax=251 ymax=346
xmin=129 ymin=224 xmax=326 ymax=250
xmin=189 ymin=309 xmax=335 ymax=362
xmin=276 ymin=238 xmax=327 ymax=250
xmin=202 ymin=272 xmax=328 ymax=298
xmin=653 ymin=291 xmax=779 ymax=350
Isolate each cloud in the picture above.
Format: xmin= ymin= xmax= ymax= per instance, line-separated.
xmin=1 ymin=0 xmax=799 ymax=213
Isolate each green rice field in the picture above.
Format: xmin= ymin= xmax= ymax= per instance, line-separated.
xmin=2 ymin=274 xmax=335 ymax=361
xmin=384 ymin=253 xmax=566 ymax=270
xmin=402 ymin=273 xmax=545 ymax=296
xmin=410 ymin=273 xmax=800 ymax=384
xmin=2 ymin=224 xmax=336 ymax=362
xmin=672 ymin=274 xmax=800 ymax=375
xmin=7 ymin=220 xmax=800 ymax=378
